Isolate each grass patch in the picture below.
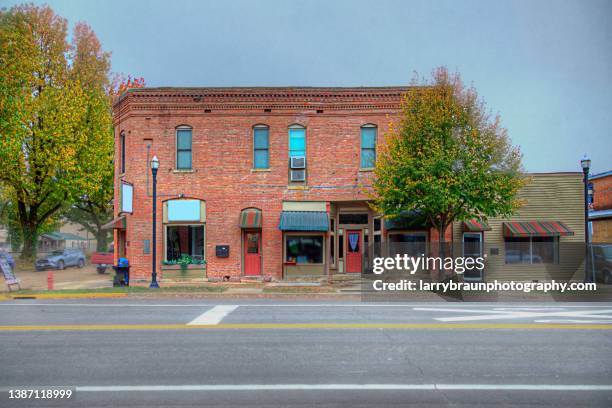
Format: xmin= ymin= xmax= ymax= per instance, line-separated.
xmin=10 ymin=285 xmax=228 ymax=296
xmin=263 ymin=286 xmax=334 ymax=293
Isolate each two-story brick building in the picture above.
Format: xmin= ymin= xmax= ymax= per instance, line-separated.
xmin=110 ymin=87 xmax=585 ymax=283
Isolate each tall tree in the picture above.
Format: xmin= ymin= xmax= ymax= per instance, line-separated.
xmin=372 ymin=67 xmax=526 ymax=280
xmin=0 ymin=5 xmax=112 ymax=261
xmin=64 ymin=74 xmax=146 ymax=252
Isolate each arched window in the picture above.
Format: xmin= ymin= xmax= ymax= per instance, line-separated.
xmin=120 ymin=131 xmax=126 ymax=173
xmin=253 ymin=125 xmax=269 ymax=169
xmin=176 ymin=125 xmax=192 ymax=170
xmin=288 ymin=124 xmax=306 ymax=158
xmin=360 ymin=124 xmax=377 ymax=169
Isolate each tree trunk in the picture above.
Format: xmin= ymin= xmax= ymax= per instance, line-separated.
xmin=20 ymin=221 xmax=39 ymax=262
xmin=438 ymin=224 xmax=446 ymax=282
xmin=95 ymin=227 xmax=109 ymax=252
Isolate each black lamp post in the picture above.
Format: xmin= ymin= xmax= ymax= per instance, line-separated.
xmin=580 ymin=154 xmax=591 ymax=283
xmin=150 ymin=155 xmax=160 ymax=288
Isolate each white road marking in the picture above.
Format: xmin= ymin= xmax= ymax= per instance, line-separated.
xmin=187 ymin=305 xmax=238 ymax=325
xmin=66 ymin=384 xmax=612 ymax=392
xmin=535 ymin=319 xmax=612 ymax=324
xmin=420 ymin=307 xmax=612 ymax=322
xmin=2 ymin=303 xmax=612 ymax=308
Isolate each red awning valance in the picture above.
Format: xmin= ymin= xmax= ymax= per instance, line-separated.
xmin=462 ymin=219 xmax=491 ymax=232
xmin=503 ymin=221 xmax=574 ymax=237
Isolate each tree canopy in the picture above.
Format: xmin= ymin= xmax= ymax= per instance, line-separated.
xmin=372 ymin=67 xmax=526 ymax=276
xmin=0 ymin=4 xmax=113 ymax=260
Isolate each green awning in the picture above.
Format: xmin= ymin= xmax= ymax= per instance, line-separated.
xmin=503 ymin=221 xmax=574 ymax=237
xmin=462 ymin=219 xmax=491 ymax=232
xmin=279 ymin=211 xmax=329 ymax=231
xmin=240 ymin=208 xmax=262 ymax=228
xmin=101 ymin=216 xmax=126 ymax=230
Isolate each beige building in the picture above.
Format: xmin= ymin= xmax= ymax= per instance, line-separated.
xmin=452 ymin=173 xmax=585 ymax=282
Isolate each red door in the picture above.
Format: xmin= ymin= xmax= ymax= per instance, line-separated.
xmin=244 ymin=231 xmax=262 ymax=276
xmin=346 ymin=230 xmax=362 ymax=273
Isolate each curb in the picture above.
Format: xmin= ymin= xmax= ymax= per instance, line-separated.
xmin=8 ymin=293 xmax=129 ymax=300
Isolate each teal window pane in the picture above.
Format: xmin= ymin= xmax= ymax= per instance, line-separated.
xmin=254 ymin=128 xmax=269 ymax=149
xmin=177 ymin=151 xmax=192 ymax=169
xmin=177 ymin=129 xmax=192 ymax=149
xmin=289 ymin=128 xmax=306 ymax=158
xmin=361 ymin=148 xmax=376 ymax=168
xmin=254 ymin=150 xmax=269 ymax=168
xmin=361 ymin=127 xmax=376 ymax=148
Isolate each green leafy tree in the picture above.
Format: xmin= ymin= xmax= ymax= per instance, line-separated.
xmin=0 ymin=5 xmax=112 ymax=261
xmin=372 ymin=67 xmax=526 ymax=280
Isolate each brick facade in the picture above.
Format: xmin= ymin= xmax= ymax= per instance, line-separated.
xmin=112 ymin=87 xmax=451 ymax=282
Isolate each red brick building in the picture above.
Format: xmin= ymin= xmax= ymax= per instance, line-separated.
xmin=110 ymin=87 xmax=453 ymax=282
xmin=589 ymin=170 xmax=612 ymax=243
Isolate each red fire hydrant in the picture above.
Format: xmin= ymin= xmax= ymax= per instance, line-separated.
xmin=47 ymin=271 xmax=54 ymax=290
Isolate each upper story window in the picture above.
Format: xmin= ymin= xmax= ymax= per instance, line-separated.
xmin=120 ymin=131 xmax=126 ymax=174
xmin=288 ymin=125 xmax=306 ymax=158
xmin=360 ymin=125 xmax=377 ymax=169
xmin=253 ymin=125 xmax=269 ymax=169
xmin=176 ymin=126 xmax=192 ymax=170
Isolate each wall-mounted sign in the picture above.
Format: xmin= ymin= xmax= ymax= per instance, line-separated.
xmin=121 ymin=181 xmax=133 ymax=214
xmin=167 ymin=199 xmax=201 ymax=222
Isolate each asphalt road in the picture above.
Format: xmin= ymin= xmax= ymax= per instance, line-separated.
xmin=0 ymin=299 xmax=611 ymax=407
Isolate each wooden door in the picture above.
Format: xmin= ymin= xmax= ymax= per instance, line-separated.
xmin=346 ymin=230 xmax=362 ymax=273
xmin=244 ymin=231 xmax=262 ymax=276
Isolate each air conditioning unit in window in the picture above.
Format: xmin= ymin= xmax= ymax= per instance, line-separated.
xmin=290 ymin=169 xmax=306 ymax=182
xmin=290 ymin=156 xmax=306 ymax=169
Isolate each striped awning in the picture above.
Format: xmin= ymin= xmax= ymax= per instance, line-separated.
xmin=279 ymin=211 xmax=329 ymax=231
xmin=239 ymin=208 xmax=262 ymax=229
xmin=462 ymin=219 xmax=491 ymax=232
xmin=503 ymin=221 xmax=574 ymax=237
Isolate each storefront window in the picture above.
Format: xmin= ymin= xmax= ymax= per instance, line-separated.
xmin=388 ymin=232 xmax=427 ymax=257
xmin=286 ymin=235 xmax=324 ymax=264
xmin=505 ymin=237 xmax=557 ymax=264
xmin=166 ymin=225 xmax=205 ymax=261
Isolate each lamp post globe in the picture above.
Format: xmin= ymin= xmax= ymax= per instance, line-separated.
xmin=150 ymin=155 xmax=160 ymax=288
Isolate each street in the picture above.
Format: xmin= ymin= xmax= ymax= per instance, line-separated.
xmin=0 ymin=299 xmax=611 ymax=407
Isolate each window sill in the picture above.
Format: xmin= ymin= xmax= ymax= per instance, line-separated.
xmin=161 ymin=264 xmax=206 ymax=270
xmin=251 ymin=168 xmax=271 ymax=173
xmin=287 ymin=185 xmax=309 ymax=190
xmin=172 ymin=169 xmax=195 ymax=174
xmin=359 ymin=168 xmax=374 ymax=172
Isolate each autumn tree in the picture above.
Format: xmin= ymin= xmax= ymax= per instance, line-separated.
xmin=63 ymin=30 xmax=145 ymax=253
xmin=372 ymin=67 xmax=526 ymax=280
xmin=0 ymin=5 xmax=112 ymax=261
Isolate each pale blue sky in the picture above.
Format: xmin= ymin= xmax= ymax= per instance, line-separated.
xmin=2 ymin=0 xmax=611 ymax=173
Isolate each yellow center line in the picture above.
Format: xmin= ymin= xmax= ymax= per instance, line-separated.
xmin=0 ymin=323 xmax=611 ymax=331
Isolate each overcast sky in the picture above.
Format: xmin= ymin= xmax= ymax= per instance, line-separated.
xmin=3 ymin=0 xmax=611 ymax=174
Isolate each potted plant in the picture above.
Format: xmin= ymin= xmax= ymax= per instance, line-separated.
xmin=177 ymin=254 xmax=192 ymax=272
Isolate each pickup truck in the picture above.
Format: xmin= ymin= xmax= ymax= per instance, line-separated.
xmin=90 ymin=250 xmax=114 ymax=274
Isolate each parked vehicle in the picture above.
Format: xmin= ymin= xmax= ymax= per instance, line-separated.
xmin=35 ymin=248 xmax=86 ymax=271
xmin=91 ymin=250 xmax=114 ymax=274
xmin=0 ymin=251 xmax=16 ymax=270
xmin=593 ymin=244 xmax=612 ymax=284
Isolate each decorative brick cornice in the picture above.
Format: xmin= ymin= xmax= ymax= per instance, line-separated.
xmin=113 ymin=86 xmax=412 ymax=122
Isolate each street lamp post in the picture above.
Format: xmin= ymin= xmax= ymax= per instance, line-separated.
xmin=580 ymin=154 xmax=591 ymax=283
xmin=150 ymin=155 xmax=160 ymax=288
